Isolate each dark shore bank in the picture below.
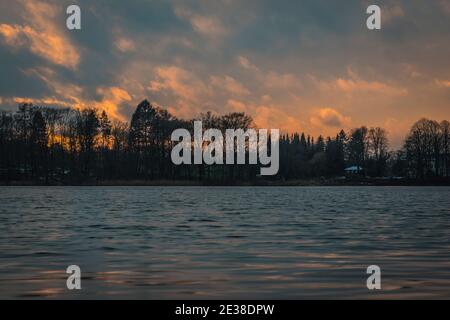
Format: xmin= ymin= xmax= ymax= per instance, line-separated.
xmin=2 ymin=177 xmax=450 ymax=187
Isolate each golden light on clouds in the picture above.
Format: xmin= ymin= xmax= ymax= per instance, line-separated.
xmin=253 ymin=105 xmax=302 ymax=134
xmin=210 ymin=75 xmax=250 ymax=96
xmin=310 ymin=108 xmax=351 ymax=129
xmin=6 ymin=86 xmax=132 ymax=122
xmin=0 ymin=1 xmax=79 ymax=69
xmin=149 ymin=65 xmax=210 ymax=106
xmin=310 ymin=68 xmax=408 ymax=97
xmin=0 ymin=24 xmax=24 ymax=46
xmin=0 ymin=0 xmax=448 ymax=151
xmin=333 ymin=78 xmax=408 ymax=96
xmin=94 ymin=87 xmax=132 ymax=121
xmin=435 ymin=79 xmax=450 ymax=89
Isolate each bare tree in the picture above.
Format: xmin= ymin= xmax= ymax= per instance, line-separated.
xmin=404 ymin=118 xmax=441 ymax=179
xmin=441 ymin=120 xmax=450 ymax=177
xmin=347 ymin=126 xmax=368 ymax=175
xmin=368 ymin=127 xmax=389 ymax=176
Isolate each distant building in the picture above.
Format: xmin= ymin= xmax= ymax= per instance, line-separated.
xmin=344 ymin=166 xmax=363 ymax=175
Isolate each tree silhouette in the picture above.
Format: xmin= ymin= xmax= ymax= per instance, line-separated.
xmin=0 ymin=100 xmax=449 ymax=184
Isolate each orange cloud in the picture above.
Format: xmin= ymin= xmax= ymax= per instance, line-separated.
xmin=12 ymin=97 xmax=33 ymax=104
xmin=10 ymin=96 xmax=74 ymax=108
xmin=311 ymin=69 xmax=408 ymax=97
xmin=0 ymin=24 xmax=25 ymax=46
xmin=12 ymin=65 xmax=130 ymax=121
xmin=94 ymin=87 xmax=132 ymax=121
xmin=226 ymin=99 xmax=248 ymax=112
xmin=149 ymin=66 xmax=210 ymax=104
xmin=147 ymin=65 xmax=222 ymax=118
xmin=435 ymin=79 xmax=450 ymax=88
xmin=0 ymin=1 xmax=79 ymax=69
xmin=8 ymin=86 xmax=131 ymax=122
xmin=253 ymin=105 xmax=302 ymax=132
xmin=264 ymin=72 xmax=304 ymax=91
xmin=210 ymin=75 xmax=250 ymax=96
xmin=9 ymin=87 xmax=130 ymax=122
xmin=237 ymin=56 xmax=304 ymax=92
xmin=333 ymin=78 xmax=407 ymax=96
xmin=310 ymin=108 xmax=351 ymax=130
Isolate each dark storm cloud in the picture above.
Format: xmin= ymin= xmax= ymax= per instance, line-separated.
xmin=0 ymin=46 xmax=51 ymax=98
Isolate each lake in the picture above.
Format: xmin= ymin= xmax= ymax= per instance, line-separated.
xmin=0 ymin=186 xmax=449 ymax=299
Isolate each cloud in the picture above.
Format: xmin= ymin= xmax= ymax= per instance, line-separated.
xmin=310 ymin=108 xmax=351 ymax=128
xmin=6 ymin=96 xmax=73 ymax=108
xmin=334 ymin=78 xmax=407 ymax=96
xmin=22 ymin=67 xmax=83 ymax=104
xmin=226 ymin=99 xmax=247 ymax=112
xmin=225 ymin=99 xmax=303 ymax=133
xmin=148 ymin=67 xmax=250 ymax=119
xmin=264 ymin=72 xmax=304 ymax=91
xmin=435 ymin=79 xmax=450 ymax=88
xmin=174 ymin=6 xmax=228 ymax=38
xmin=312 ymin=69 xmax=408 ymax=97
xmin=238 ymin=56 xmax=259 ymax=71
xmin=149 ymin=65 xmax=210 ymax=104
xmin=8 ymin=87 xmax=131 ymax=122
xmin=253 ymin=105 xmax=302 ymax=133
xmin=148 ymin=65 xmax=214 ymax=117
xmin=114 ymin=38 xmax=136 ymax=53
xmin=13 ymin=67 xmax=130 ymax=121
xmin=0 ymin=1 xmax=79 ymax=69
xmin=382 ymin=5 xmax=405 ymax=24
xmin=210 ymin=75 xmax=250 ymax=96
xmin=236 ymin=56 xmax=304 ymax=94
xmin=191 ymin=16 xmax=228 ymax=37
xmin=439 ymin=0 xmax=450 ymax=15
xmin=0 ymin=0 xmax=449 ymax=145
xmin=400 ymin=64 xmax=422 ymax=79
xmin=93 ymin=87 xmax=132 ymax=121
xmin=0 ymin=24 xmax=25 ymax=46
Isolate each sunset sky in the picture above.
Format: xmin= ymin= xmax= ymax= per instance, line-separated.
xmin=0 ymin=0 xmax=449 ymax=148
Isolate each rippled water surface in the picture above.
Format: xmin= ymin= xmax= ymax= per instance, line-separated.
xmin=0 ymin=186 xmax=449 ymax=299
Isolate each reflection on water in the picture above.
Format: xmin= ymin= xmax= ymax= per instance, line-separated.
xmin=0 ymin=186 xmax=449 ymax=299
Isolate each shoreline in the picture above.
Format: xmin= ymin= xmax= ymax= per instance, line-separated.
xmin=1 ymin=178 xmax=450 ymax=187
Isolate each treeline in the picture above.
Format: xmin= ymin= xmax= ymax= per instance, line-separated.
xmin=0 ymin=99 xmax=449 ymax=184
